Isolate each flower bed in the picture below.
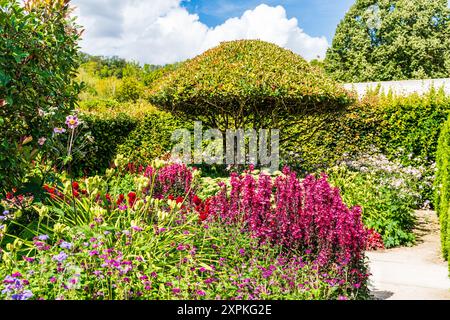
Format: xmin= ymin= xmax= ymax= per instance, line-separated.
xmin=0 ymin=161 xmax=371 ymax=300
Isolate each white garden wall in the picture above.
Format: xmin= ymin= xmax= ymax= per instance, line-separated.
xmin=343 ymin=78 xmax=450 ymax=97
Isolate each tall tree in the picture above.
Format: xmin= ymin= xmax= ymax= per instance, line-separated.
xmin=325 ymin=0 xmax=450 ymax=82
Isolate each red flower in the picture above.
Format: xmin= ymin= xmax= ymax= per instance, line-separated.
xmin=176 ymin=196 xmax=184 ymax=204
xmin=168 ymin=195 xmax=174 ymax=201
xmin=128 ymin=192 xmax=137 ymax=207
xmin=81 ymin=189 xmax=87 ymax=195
xmin=116 ymin=194 xmax=125 ymax=205
xmin=193 ymin=195 xmax=202 ymax=206
xmin=72 ymin=181 xmax=79 ymax=190
xmin=6 ymin=192 xmax=14 ymax=200
xmin=73 ymin=189 xmax=80 ymax=198
xmin=105 ymin=194 xmax=111 ymax=203
xmin=43 ymin=185 xmax=55 ymax=195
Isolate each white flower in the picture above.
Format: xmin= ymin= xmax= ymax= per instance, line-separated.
xmin=38 ymin=137 xmax=46 ymax=146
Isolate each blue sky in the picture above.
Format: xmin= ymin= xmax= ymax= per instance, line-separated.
xmin=181 ymin=0 xmax=355 ymax=43
xmin=73 ymin=0 xmax=355 ymax=65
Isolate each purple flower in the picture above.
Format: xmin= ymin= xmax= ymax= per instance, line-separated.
xmin=239 ymin=248 xmax=245 ymax=256
xmin=89 ymin=250 xmax=99 ymax=256
xmin=22 ymin=256 xmax=35 ymax=263
xmin=118 ymin=205 xmax=127 ymax=211
xmin=65 ymin=115 xmax=79 ymax=129
xmin=3 ymin=275 xmax=16 ymax=284
xmin=172 ymin=288 xmax=181 ymax=294
xmin=37 ymin=234 xmax=49 ymax=241
xmin=196 ymin=290 xmax=206 ymax=296
xmin=11 ymin=290 xmax=33 ymax=300
xmin=60 ymin=241 xmax=73 ymax=250
xmin=52 ymin=252 xmax=68 ymax=262
xmin=53 ymin=127 xmax=66 ymax=134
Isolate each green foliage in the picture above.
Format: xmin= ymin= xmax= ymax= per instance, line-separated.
xmin=117 ymin=111 xmax=190 ymax=165
xmin=329 ymin=165 xmax=417 ymax=248
xmin=378 ymin=89 xmax=450 ymax=166
xmin=326 ymin=0 xmax=450 ymax=82
xmin=435 ymin=115 xmax=450 ymax=264
xmin=150 ymin=40 xmax=353 ymax=146
xmin=142 ymin=62 xmax=180 ymax=87
xmin=79 ymin=54 xmax=129 ymax=79
xmin=115 ymin=77 xmax=144 ymax=103
xmin=0 ymin=0 xmax=81 ymax=192
xmin=371 ymin=89 xmax=450 ymax=202
xmin=281 ymin=98 xmax=383 ymax=172
xmin=299 ymin=88 xmax=449 ymax=204
xmin=75 ymin=113 xmax=138 ymax=175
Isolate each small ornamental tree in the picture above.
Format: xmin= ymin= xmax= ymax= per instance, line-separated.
xmin=149 ymin=40 xmax=353 ymax=146
xmin=435 ymin=115 xmax=450 ymax=266
xmin=325 ymin=0 xmax=450 ymax=82
xmin=0 ymin=0 xmax=81 ymax=192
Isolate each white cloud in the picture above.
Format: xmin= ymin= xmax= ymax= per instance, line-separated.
xmin=72 ymin=0 xmax=329 ymax=65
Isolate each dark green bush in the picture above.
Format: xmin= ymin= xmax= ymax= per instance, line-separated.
xmin=117 ymin=111 xmax=190 ymax=165
xmin=435 ymin=115 xmax=450 ymax=265
xmin=74 ymin=113 xmax=138 ymax=175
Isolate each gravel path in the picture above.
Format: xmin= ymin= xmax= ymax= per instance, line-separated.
xmin=367 ymin=210 xmax=450 ymax=300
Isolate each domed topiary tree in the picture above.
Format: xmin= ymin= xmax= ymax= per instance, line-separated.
xmin=148 ymin=40 xmax=354 ymax=146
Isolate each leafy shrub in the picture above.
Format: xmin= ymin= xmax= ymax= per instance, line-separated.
xmin=328 ymin=165 xmax=417 ymax=248
xmin=75 ymin=114 xmax=138 ymax=175
xmin=281 ymin=98 xmax=383 ymax=172
xmin=372 ymin=89 xmax=450 ymax=203
xmin=435 ymin=115 xmax=450 ymax=264
xmin=306 ymin=89 xmax=449 ymax=204
xmin=117 ymin=111 xmax=191 ymax=164
xmin=78 ymin=98 xmax=156 ymax=119
xmin=0 ymin=0 xmax=81 ymax=192
xmin=115 ymin=77 xmax=143 ymax=102
xmin=377 ymin=89 xmax=450 ymax=167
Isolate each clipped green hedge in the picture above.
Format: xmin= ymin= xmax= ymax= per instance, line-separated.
xmin=74 ymin=113 xmax=138 ymax=175
xmin=435 ymin=115 xmax=450 ymax=265
xmin=73 ymin=110 xmax=189 ymax=175
xmin=117 ymin=111 xmax=190 ymax=165
xmin=378 ymin=89 xmax=450 ymax=168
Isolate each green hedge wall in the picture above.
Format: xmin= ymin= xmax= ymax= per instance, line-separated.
xmin=73 ymin=111 xmax=190 ymax=175
xmin=435 ymin=115 xmax=450 ymax=266
xmin=75 ymin=113 xmax=138 ymax=175
xmin=117 ymin=111 xmax=190 ymax=165
xmin=378 ymin=89 xmax=450 ymax=168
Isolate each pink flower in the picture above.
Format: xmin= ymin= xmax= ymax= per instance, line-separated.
xmin=65 ymin=115 xmax=79 ymax=129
